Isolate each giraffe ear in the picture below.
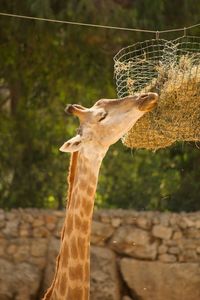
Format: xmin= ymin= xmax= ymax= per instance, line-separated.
xmin=59 ymin=135 xmax=82 ymax=153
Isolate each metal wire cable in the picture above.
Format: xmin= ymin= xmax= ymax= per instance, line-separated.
xmin=0 ymin=12 xmax=199 ymax=35
xmin=160 ymin=23 xmax=200 ymax=33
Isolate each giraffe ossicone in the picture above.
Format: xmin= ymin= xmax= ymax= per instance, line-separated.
xmin=43 ymin=92 xmax=158 ymax=300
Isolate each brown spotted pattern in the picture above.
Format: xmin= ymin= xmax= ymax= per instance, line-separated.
xmin=43 ymin=152 xmax=98 ymax=300
xmin=43 ymin=93 xmax=158 ymax=300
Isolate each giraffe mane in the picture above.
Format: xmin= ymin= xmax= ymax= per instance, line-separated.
xmin=67 ymin=151 xmax=79 ymax=209
xmin=42 ymin=151 xmax=79 ymax=300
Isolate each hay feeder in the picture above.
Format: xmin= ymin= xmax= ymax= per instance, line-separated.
xmin=114 ymin=36 xmax=200 ymax=150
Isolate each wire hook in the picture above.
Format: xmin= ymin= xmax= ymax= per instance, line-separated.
xmin=156 ymin=31 xmax=160 ymax=40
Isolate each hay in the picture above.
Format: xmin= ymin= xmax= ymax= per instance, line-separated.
xmin=114 ymin=37 xmax=200 ymax=150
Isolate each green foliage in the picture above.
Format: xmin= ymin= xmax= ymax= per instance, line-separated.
xmin=97 ymin=142 xmax=200 ymax=212
xmin=0 ymin=0 xmax=200 ymax=211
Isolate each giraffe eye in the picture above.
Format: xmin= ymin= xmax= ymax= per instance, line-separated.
xmin=98 ymin=112 xmax=108 ymax=122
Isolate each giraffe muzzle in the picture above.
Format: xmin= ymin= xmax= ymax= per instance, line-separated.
xmin=138 ymin=92 xmax=158 ymax=112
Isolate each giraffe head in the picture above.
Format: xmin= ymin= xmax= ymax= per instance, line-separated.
xmin=60 ymin=92 xmax=158 ymax=154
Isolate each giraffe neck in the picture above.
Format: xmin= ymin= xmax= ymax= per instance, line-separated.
xmin=43 ymin=147 xmax=107 ymax=300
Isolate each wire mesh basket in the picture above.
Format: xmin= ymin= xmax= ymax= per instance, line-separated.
xmin=114 ymin=36 xmax=200 ymax=149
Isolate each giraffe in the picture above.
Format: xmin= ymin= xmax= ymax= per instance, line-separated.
xmin=42 ymin=92 xmax=158 ymax=300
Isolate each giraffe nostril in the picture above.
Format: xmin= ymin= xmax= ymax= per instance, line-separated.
xmin=140 ymin=93 xmax=148 ymax=99
xmin=140 ymin=93 xmax=158 ymax=101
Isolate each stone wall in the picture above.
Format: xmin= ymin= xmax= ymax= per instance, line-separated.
xmin=0 ymin=208 xmax=200 ymax=300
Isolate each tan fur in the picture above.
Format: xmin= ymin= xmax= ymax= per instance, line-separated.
xmin=43 ymin=93 xmax=158 ymax=300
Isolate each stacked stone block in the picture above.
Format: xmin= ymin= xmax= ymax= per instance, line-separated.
xmin=0 ymin=208 xmax=200 ymax=300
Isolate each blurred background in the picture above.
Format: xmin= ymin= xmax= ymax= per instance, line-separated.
xmin=0 ymin=0 xmax=200 ymax=212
